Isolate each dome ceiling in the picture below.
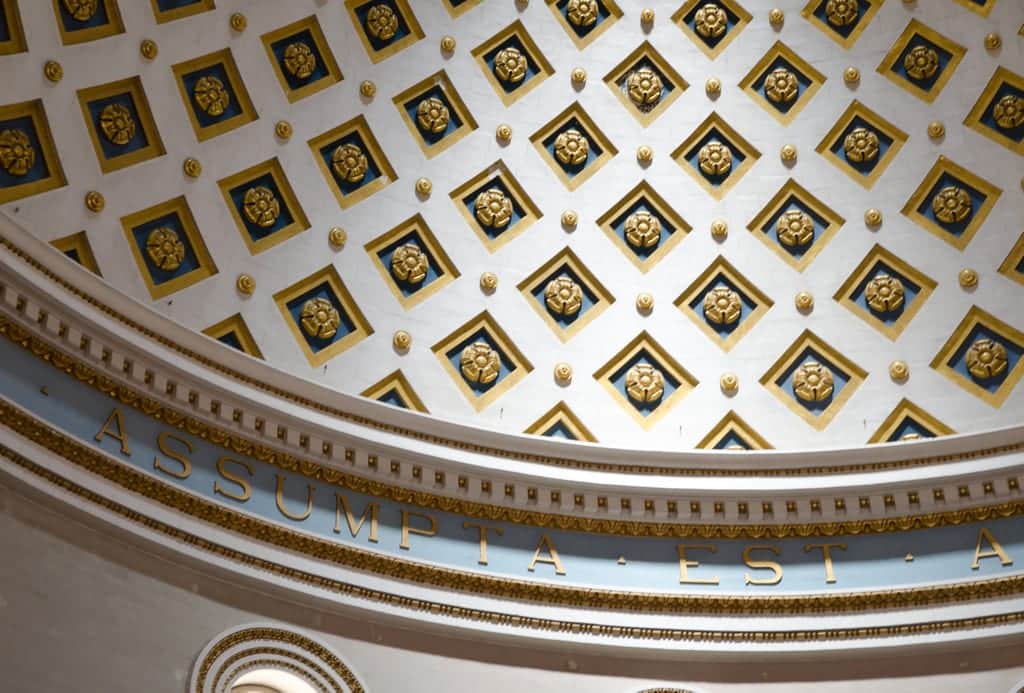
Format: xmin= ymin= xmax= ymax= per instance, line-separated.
xmin=0 ymin=0 xmax=1022 ymax=451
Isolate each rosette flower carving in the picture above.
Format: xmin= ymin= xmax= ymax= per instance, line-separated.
xmin=625 ymin=363 xmax=665 ymax=403
xmin=792 ymin=361 xmax=834 ymax=403
xmin=776 ymin=210 xmax=814 ymax=248
xmin=0 ymin=129 xmax=35 ymax=176
xmin=460 ymin=342 xmax=501 ymax=385
xmin=283 ymin=42 xmax=317 ymax=80
xmin=864 ymin=273 xmax=905 ymax=313
xmin=931 ymin=186 xmax=973 ymax=224
xmin=702 ymin=287 xmax=742 ymax=326
xmin=903 ymin=45 xmax=939 ymax=81
xmin=554 ymin=129 xmax=590 ymax=167
xmin=365 ymin=5 xmax=399 ymax=42
xmin=99 ymin=104 xmax=136 ymax=146
xmin=145 ymin=227 xmax=186 ymax=272
xmin=193 ymin=76 xmax=231 ymax=117
xmin=764 ymin=68 xmax=799 ymax=105
xmin=992 ymin=94 xmax=1024 ymax=131
xmin=567 ymin=0 xmax=599 ymax=28
xmin=494 ymin=47 xmax=528 ymax=85
xmin=694 ymin=4 xmax=728 ymax=39
xmin=474 ymin=188 xmax=513 ymax=229
xmin=624 ymin=211 xmax=661 ymax=249
xmin=62 ymin=0 xmax=98 ymax=21
xmin=627 ymin=67 xmax=663 ymax=108
xmin=242 ymin=186 xmax=281 ymax=228
xmin=331 ymin=143 xmax=369 ymax=184
xmin=390 ymin=243 xmax=429 ymax=284
xmin=300 ymin=298 xmax=341 ymax=340
xmin=415 ymin=97 xmax=450 ymax=135
xmin=698 ymin=140 xmax=732 ymax=177
xmin=965 ymin=338 xmax=1008 ymax=380
xmin=843 ymin=127 xmax=879 ymax=164
xmin=544 ymin=276 xmax=583 ymax=317
xmin=825 ymin=0 xmax=859 ymax=27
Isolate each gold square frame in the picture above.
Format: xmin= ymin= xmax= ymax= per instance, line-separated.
xmin=273 ymin=265 xmax=373 ymax=368
xmin=50 ymin=231 xmax=101 ymax=275
xmin=800 ymin=0 xmax=882 ymax=49
xmin=930 ymin=306 xmax=1024 ymax=408
xmin=261 ymin=15 xmax=343 ymax=104
xmin=593 ymin=331 xmax=698 ymax=431
xmin=0 ymin=99 xmax=66 ymax=205
xmin=202 ymin=313 xmax=263 ymax=359
xmin=308 ymin=114 xmax=397 ymax=211
xmin=391 ymin=70 xmax=478 ymax=159
xmin=953 ymin=0 xmax=996 ymax=16
xmin=675 ymin=255 xmax=774 ymax=352
xmin=442 ymin=0 xmax=483 ymax=18
xmin=603 ymin=41 xmax=689 ymax=128
xmin=596 ymin=180 xmax=692 ymax=273
xmin=672 ymin=111 xmax=760 ymax=200
xmin=361 ymin=370 xmax=428 ymax=413
xmin=172 ymin=48 xmax=257 ymax=142
xmin=524 ymin=401 xmax=596 ymax=442
xmin=900 ymin=156 xmax=1001 ymax=251
xmin=697 ymin=411 xmax=771 ymax=450
xmin=0 ymin=0 xmax=26 ymax=55
xmin=746 ymin=179 xmax=845 ymax=272
xmin=867 ymin=398 xmax=953 ymax=444
xmin=545 ymin=0 xmax=622 ymax=51
xmin=815 ymin=100 xmax=908 ymax=190
xmin=344 ymin=0 xmax=423 ymax=64
xmin=76 ymin=76 xmax=166 ymax=174
xmin=149 ymin=0 xmax=214 ymax=24
xmin=364 ymin=213 xmax=460 ymax=310
xmin=530 ymin=101 xmax=618 ymax=191
xmin=517 ymin=246 xmax=615 ymax=343
xmin=738 ymin=41 xmax=827 ymax=126
xmin=672 ymin=0 xmax=751 ymax=60
xmin=51 ymin=0 xmax=124 ymax=45
xmin=760 ymin=330 xmax=868 ymax=431
xmin=876 ymin=20 xmax=966 ymax=104
xmin=998 ymin=233 xmax=1024 ymax=288
xmin=963 ymin=67 xmax=1024 ymax=156
xmin=217 ymin=157 xmax=310 ymax=255
xmin=431 ymin=311 xmax=533 ymax=412
xmin=448 ymin=160 xmax=542 ymax=253
xmin=121 ymin=196 xmax=218 ymax=301
xmin=833 ymin=243 xmax=936 ymax=341
xmin=471 ymin=21 xmax=555 ymax=107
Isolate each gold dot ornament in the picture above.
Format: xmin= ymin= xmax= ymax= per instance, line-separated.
xmin=984 ymin=32 xmax=1002 ymax=50
xmin=710 ymin=219 xmax=728 ymax=240
xmin=958 ymin=268 xmax=978 ymax=289
xmin=889 ymin=360 xmax=909 ymax=381
xmin=554 ymin=362 xmax=573 ymax=384
xmin=640 ymin=8 xmax=655 ymax=24
xmin=795 ymin=291 xmax=814 ymax=312
xmin=496 ymin=123 xmax=512 ymax=143
xmin=460 ymin=342 xmax=501 ymax=385
xmin=636 ymin=292 xmax=654 ymax=313
xmin=415 ymin=177 xmax=432 ymax=196
xmin=965 ymin=338 xmax=1008 ymax=380
xmin=705 ymin=77 xmax=721 ymax=97
xmin=625 ymin=363 xmax=664 ymax=403
xmin=769 ymin=8 xmax=784 ymax=26
xmin=84 ymin=190 xmax=105 ymax=213
xmin=793 ymin=361 xmax=834 ymax=403
xmin=243 ymin=186 xmax=281 ymax=228
xmin=780 ymin=144 xmax=797 ymax=162
xmin=359 ymin=80 xmax=377 ymax=98
xmin=328 ymin=227 xmax=347 ymax=248
xmin=300 ymin=298 xmax=340 ymax=340
xmin=283 ymin=42 xmax=317 ymax=80
xmin=571 ymin=67 xmax=587 ymax=85
xmin=193 ymin=76 xmax=231 ymax=117
xmin=183 ymin=157 xmax=202 ymax=178
xmin=140 ymin=39 xmax=158 ymax=60
xmin=561 ymin=210 xmax=578 ymax=228
xmin=275 ymin=120 xmax=293 ymax=140
xmin=44 ymin=60 xmax=63 ymax=83
xmin=479 ymin=272 xmax=498 ymax=292
xmin=440 ymin=35 xmax=456 ymax=53
xmin=927 ymin=121 xmax=945 ymax=139
xmin=636 ymin=145 xmax=653 ymax=163
xmin=0 ymin=129 xmax=36 ymax=176
xmin=236 ymin=274 xmax=255 ymax=296
xmin=843 ymin=66 xmax=860 ymax=84
xmin=229 ymin=12 xmax=247 ymax=32
xmin=864 ymin=208 xmax=882 ymax=227
xmin=393 ymin=330 xmax=412 ymax=351
xmin=145 ymin=227 xmax=184 ymax=270
xmin=720 ymin=372 xmax=739 ymax=394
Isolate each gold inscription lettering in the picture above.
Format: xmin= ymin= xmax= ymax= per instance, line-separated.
xmin=274 ymin=474 xmax=314 ymax=521
xmin=335 ymin=493 xmax=379 ymax=543
xmin=400 ymin=509 xmax=437 ymax=550
xmin=972 ymin=527 xmax=1013 ymax=569
xmin=743 ymin=545 xmax=783 ymax=586
xmin=804 ymin=543 xmax=847 ymax=584
xmin=676 ymin=544 xmax=719 ymax=585
xmin=214 ymin=456 xmax=252 ymax=502
xmin=463 ymin=521 xmax=504 ymax=565
xmin=152 ymin=431 xmax=192 ymax=479
xmin=528 ymin=534 xmax=566 ymax=576
xmin=93 ymin=408 xmax=130 ymax=456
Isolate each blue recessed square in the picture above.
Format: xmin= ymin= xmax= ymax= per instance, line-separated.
xmin=228 ymin=174 xmax=296 ymax=245
xmin=751 ymin=57 xmax=812 ymax=114
xmin=684 ymin=1 xmax=740 ymax=48
xmin=981 ymin=84 xmax=1024 ymax=145
xmin=355 ymin=0 xmax=411 ymax=50
xmin=609 ymin=201 xmax=674 ymax=260
xmin=776 ymin=349 xmax=851 ymax=415
xmin=542 ymin=421 xmax=577 ymax=440
xmin=56 ymin=0 xmax=112 ymax=33
xmin=557 ymin=0 xmax=612 ymax=38
xmin=915 ymin=173 xmax=985 ymax=238
xmin=947 ymin=326 xmax=1023 ymax=393
xmin=128 ymin=212 xmax=203 ymax=287
xmin=445 ymin=331 xmax=516 ymax=395
xmin=761 ymin=198 xmax=829 ymax=261
xmin=892 ymin=36 xmax=953 ymax=92
xmin=830 ymin=116 xmax=893 ymax=176
xmin=886 ymin=416 xmax=936 ymax=442
xmin=688 ymin=275 xmax=757 ymax=338
xmin=155 ymin=0 xmax=205 ymax=11
xmin=462 ymin=178 xmax=526 ymax=240
xmin=483 ymin=35 xmax=542 ymax=94
xmin=216 ymin=330 xmax=245 ymax=352
xmin=318 ymin=132 xmax=382 ymax=196
xmin=849 ymin=262 xmax=921 ymax=325
xmin=85 ymin=92 xmax=149 ymax=162
xmin=714 ymin=431 xmax=751 ymax=449
xmin=181 ymin=63 xmax=242 ymax=128
xmin=377 ymin=388 xmax=410 ymax=409
xmin=403 ymin=86 xmax=462 ymax=145
xmin=609 ymin=351 xmax=679 ymax=417
xmin=531 ymin=265 xmax=599 ymax=329
xmin=811 ymin=0 xmax=864 ymax=39
xmin=270 ymin=30 xmax=330 ymax=92
xmin=685 ymin=129 xmax=745 ymax=187
xmin=376 ymin=234 xmax=442 ymax=297
xmin=0 ymin=116 xmax=51 ymax=188
xmin=285 ymin=283 xmax=357 ymax=354
xmin=542 ymin=119 xmax=602 ymax=179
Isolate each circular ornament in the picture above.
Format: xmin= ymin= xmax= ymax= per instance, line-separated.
xmin=927 ymin=120 xmax=945 ymax=139
xmin=793 ymin=361 xmax=834 ymax=403
xmin=984 ymin=32 xmax=1002 ymax=50
xmin=44 ymin=61 xmax=63 ymax=83
xmin=864 ymin=273 xmax=905 ymax=313
xmin=571 ymin=67 xmax=587 ymax=85
xmin=496 ymin=123 xmax=512 ymax=143
xmin=0 ymin=130 xmax=35 ymax=176
xmin=567 ymin=0 xmax=599 ymax=28
xmin=283 ymin=42 xmax=317 ymax=80
xmin=795 ymin=291 xmax=814 ymax=312
xmin=904 ymin=44 xmax=939 ymax=81
xmin=479 ymin=272 xmax=498 ymax=292
xmin=145 ymin=227 xmax=185 ymax=271
xmin=390 ymin=244 xmax=429 ymax=284
xmin=625 ymin=363 xmax=664 ymax=403
xmin=780 ymin=144 xmax=798 ymax=162
xmin=636 ymin=292 xmax=654 ymax=313
xmin=889 ymin=360 xmax=909 ymax=381
xmin=229 ymin=13 xmax=246 ymax=32
xmin=63 ymin=0 xmax=98 ymax=21
xmin=710 ymin=219 xmax=728 ymax=239
xmin=545 ymin=276 xmax=582 ymax=316
xmin=698 ymin=140 xmax=732 ymax=176
xmin=393 ymin=330 xmax=412 ymax=351
xmin=460 ymin=342 xmax=501 ymax=385
xmin=705 ymin=77 xmax=721 ymax=96
xmin=554 ymin=363 xmax=573 ymax=384
xmin=99 ymin=104 xmax=136 ymax=146
xmin=554 ymin=129 xmax=589 ymax=166
xmin=627 ymin=67 xmax=662 ymax=107
xmin=359 ymin=80 xmax=377 ymax=98
xmin=825 ymin=0 xmax=859 ymax=27
xmin=365 ymin=5 xmax=399 ymax=41
xmin=84 ymin=190 xmax=104 ymax=213
xmin=331 ymin=143 xmax=369 ymax=184
xmin=416 ymin=97 xmax=450 ymax=134
xmin=440 ymin=35 xmax=456 ymax=53
xmin=636 ymin=145 xmax=653 ymax=163
xmin=640 ymin=8 xmax=655 ymax=24
xmin=776 ymin=210 xmax=814 ymax=247
xmin=561 ymin=210 xmax=578 ymax=228
xmin=300 ymin=298 xmax=340 ymax=340
xmin=720 ymin=372 xmax=739 ymax=394
xmin=193 ymin=76 xmax=231 ymax=117
xmin=864 ymin=208 xmax=882 ymax=226
xmin=474 ymin=188 xmax=513 ymax=229
xmin=242 ymin=186 xmax=280 ymax=228
xmin=764 ymin=68 xmax=799 ymax=104
xmin=182 ymin=157 xmax=202 ymax=178
xmin=625 ymin=211 xmax=661 ymax=249
xmin=965 ymin=338 xmax=1008 ymax=380
xmin=236 ymin=274 xmax=255 ymax=295
xmin=328 ymin=227 xmax=347 ymax=248
xmin=958 ymin=268 xmax=979 ymax=289
xmin=992 ymin=94 xmax=1024 ymax=130
xmin=769 ymin=8 xmax=784 ymax=26
xmin=843 ymin=66 xmax=860 ymax=84
xmin=703 ymin=287 xmax=741 ymax=325
xmin=494 ymin=47 xmax=528 ymax=85
xmin=694 ymin=3 xmax=728 ymax=39
xmin=140 ymin=39 xmax=158 ymax=60
xmin=275 ymin=120 xmax=293 ymax=140
xmin=415 ymin=177 xmax=432 ymax=196
xmin=843 ymin=127 xmax=879 ymax=163
xmin=932 ymin=186 xmax=972 ymax=224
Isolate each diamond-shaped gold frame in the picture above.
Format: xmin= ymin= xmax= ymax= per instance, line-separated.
xmin=930 ymin=306 xmax=1024 ymax=408
xmin=593 ymin=331 xmax=699 ymax=431
xmin=150 ymin=0 xmax=213 ymax=24
xmin=953 ymin=0 xmax=996 ymax=17
xmin=963 ymin=67 xmax=1024 ymax=156
xmin=448 ymin=160 xmax=542 ymax=253
xmin=867 ymin=398 xmax=953 ymax=444
xmin=442 ymin=0 xmax=483 ymax=18
xmin=171 ymin=48 xmax=258 ymax=143
xmin=672 ymin=0 xmax=752 ymax=60
xmin=697 ymin=411 xmax=771 ymax=450
xmin=308 ymin=114 xmax=397 ymax=211
xmin=546 ymin=0 xmax=622 ymax=51
xmin=877 ymin=19 xmax=966 ymax=104
xmin=361 ymin=370 xmax=428 ymax=413
xmin=524 ymin=401 xmax=596 ymax=442
xmin=0 ymin=0 xmax=26 ymax=55
xmin=202 ymin=313 xmax=263 ymax=360
xmin=261 ymin=14 xmax=343 ymax=104
xmin=0 ymin=99 xmax=66 ymax=205
xmin=391 ymin=69 xmax=478 ymax=159
xmin=596 ymin=180 xmax=692 ymax=273
xmin=801 ymin=0 xmax=882 ymax=49
xmin=76 ymin=76 xmax=166 ymax=174
xmin=760 ymin=330 xmax=868 ymax=431
xmin=900 ymin=156 xmax=1001 ymax=251
xmin=530 ymin=101 xmax=618 ymax=191
xmin=833 ymin=244 xmax=937 ymax=341
xmin=675 ymin=256 xmax=774 ymax=352
xmin=603 ymin=41 xmax=688 ymax=128
xmin=998 ymin=233 xmax=1024 ymax=289
xmin=672 ymin=111 xmax=760 ymax=200
xmin=517 ymin=246 xmax=615 ymax=342
xmin=51 ymin=0 xmax=123 ymax=45
xmin=364 ymin=213 xmax=460 ymax=310
xmin=217 ymin=157 xmax=310 ymax=255
xmin=344 ymin=0 xmax=423 ymax=64
xmin=738 ymin=41 xmax=827 ymax=126
xmin=432 ymin=311 xmax=533 ymax=412
xmin=471 ymin=20 xmax=555 ymax=107
xmin=746 ymin=178 xmax=845 ymax=272
xmin=50 ymin=231 xmax=101 ymax=276
xmin=815 ymin=100 xmax=908 ymax=190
